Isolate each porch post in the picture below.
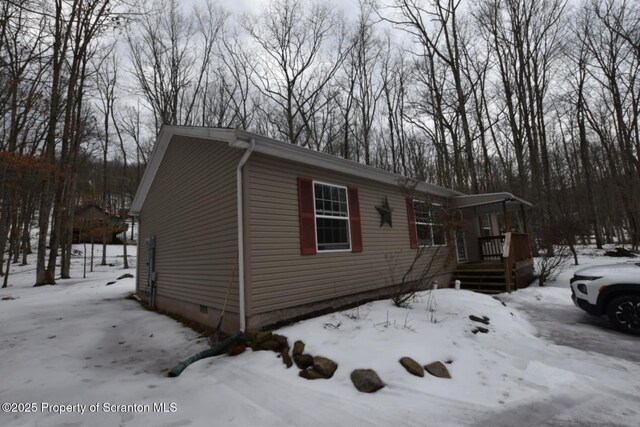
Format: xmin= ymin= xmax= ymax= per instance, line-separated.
xmin=502 ymin=200 xmax=510 ymax=232
xmin=520 ymin=204 xmax=528 ymax=233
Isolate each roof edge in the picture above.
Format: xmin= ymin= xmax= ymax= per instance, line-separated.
xmin=130 ymin=127 xmax=242 ymax=215
xmin=130 ymin=126 xmax=465 ymax=215
xmin=233 ymin=129 xmax=463 ymax=198
xmin=450 ymin=192 xmax=533 ymax=209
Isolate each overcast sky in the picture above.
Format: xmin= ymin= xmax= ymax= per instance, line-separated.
xmin=187 ymin=0 xmax=359 ymax=18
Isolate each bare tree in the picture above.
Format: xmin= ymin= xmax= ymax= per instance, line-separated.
xmin=36 ymin=0 xmax=121 ymax=286
xmin=127 ymin=0 xmax=227 ymax=132
xmin=385 ymin=0 xmax=480 ymax=192
xmin=0 ymin=2 xmax=49 ymax=283
xmin=241 ymin=0 xmax=352 ymax=147
xmin=474 ymin=0 xmax=568 ymax=252
xmin=380 ymin=38 xmax=411 ymax=176
xmin=564 ymin=8 xmax=604 ymax=248
xmin=584 ymin=0 xmax=640 ymax=247
xmin=94 ymin=44 xmax=119 ymax=266
xmin=350 ymin=1 xmax=384 ymax=165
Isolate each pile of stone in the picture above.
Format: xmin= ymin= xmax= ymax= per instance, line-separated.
xmin=292 ymin=340 xmax=338 ymax=380
xmin=243 ymin=330 xmax=292 ymax=367
xmin=240 ymin=330 xmax=456 ymax=394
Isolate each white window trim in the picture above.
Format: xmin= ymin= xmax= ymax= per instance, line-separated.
xmin=413 ymin=200 xmax=447 ymax=247
xmin=313 ymin=180 xmax=352 ymax=253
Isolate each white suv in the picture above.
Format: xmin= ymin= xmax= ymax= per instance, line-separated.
xmin=570 ymin=263 xmax=640 ymax=335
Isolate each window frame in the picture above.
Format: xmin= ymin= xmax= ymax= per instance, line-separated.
xmin=312 ymin=180 xmax=352 ymax=253
xmin=413 ymin=200 xmax=447 ymax=247
xmin=479 ymin=213 xmax=493 ymax=237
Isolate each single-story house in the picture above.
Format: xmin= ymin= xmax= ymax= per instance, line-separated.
xmin=130 ymin=127 xmax=534 ymax=333
xmin=72 ymin=204 xmax=128 ymax=244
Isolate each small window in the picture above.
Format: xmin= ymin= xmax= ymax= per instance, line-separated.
xmin=480 ymin=213 xmax=492 ymax=237
xmin=413 ymin=201 xmax=446 ymax=246
xmin=314 ymin=182 xmax=350 ymax=251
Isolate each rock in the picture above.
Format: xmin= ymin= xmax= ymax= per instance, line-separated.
xmin=313 ymin=356 xmax=338 ymax=378
xmin=472 ymin=326 xmax=489 ymax=334
xmin=299 ymin=367 xmax=327 ymax=380
xmin=350 ymin=369 xmax=385 ymax=393
xmin=117 ymin=273 xmax=134 ymax=280
xmin=293 ymin=340 xmax=305 ymax=356
xmin=424 ymin=361 xmax=451 ymax=379
xmin=273 ymin=334 xmax=288 ymax=346
xmin=253 ymin=331 xmax=273 ymax=344
xmin=259 ymin=339 xmax=281 ymax=351
xmin=293 ymin=354 xmax=314 ymax=369
xmin=243 ymin=330 xmax=256 ymax=342
xmin=399 ymin=357 xmax=424 ymax=377
xmin=281 ymin=347 xmax=293 ymax=368
xmin=227 ymin=342 xmax=246 ymax=356
xmin=469 ymin=315 xmax=490 ymax=325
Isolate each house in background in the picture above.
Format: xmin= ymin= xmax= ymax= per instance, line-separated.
xmin=130 ymin=127 xmax=534 ymax=332
xmin=72 ymin=205 xmax=128 ymax=244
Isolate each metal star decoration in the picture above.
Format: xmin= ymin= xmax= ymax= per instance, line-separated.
xmin=375 ymin=196 xmax=393 ymax=227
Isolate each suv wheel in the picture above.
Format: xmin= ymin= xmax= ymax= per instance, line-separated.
xmin=606 ymin=295 xmax=640 ymax=335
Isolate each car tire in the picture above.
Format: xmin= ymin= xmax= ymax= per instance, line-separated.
xmin=606 ymin=295 xmax=640 ymax=335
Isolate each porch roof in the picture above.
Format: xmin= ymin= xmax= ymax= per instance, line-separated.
xmin=449 ymin=192 xmax=533 ymax=210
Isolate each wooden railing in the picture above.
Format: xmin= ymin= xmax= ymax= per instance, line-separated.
xmin=479 ymin=235 xmax=505 ymax=260
xmin=503 ymin=233 xmax=532 ymax=292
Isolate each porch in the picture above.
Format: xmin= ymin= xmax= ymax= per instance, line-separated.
xmin=451 ymin=233 xmax=535 ymax=293
xmin=450 ymin=193 xmax=535 ymax=293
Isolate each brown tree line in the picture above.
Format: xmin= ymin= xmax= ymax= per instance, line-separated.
xmin=1 ymin=0 xmax=639 ymax=285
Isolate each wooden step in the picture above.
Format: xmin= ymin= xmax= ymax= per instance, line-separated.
xmin=467 ymin=289 xmax=504 ymax=294
xmin=453 ymin=271 xmax=505 ymax=278
xmin=452 ymin=270 xmax=508 ymax=294
xmin=455 ymin=262 xmax=503 ymax=271
xmin=460 ymin=282 xmax=506 ymax=289
xmin=454 ymin=283 xmax=507 ymax=294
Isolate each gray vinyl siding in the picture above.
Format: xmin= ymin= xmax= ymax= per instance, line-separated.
xmin=137 ymin=135 xmax=241 ymax=314
xmin=245 ymin=153 xmax=456 ymax=315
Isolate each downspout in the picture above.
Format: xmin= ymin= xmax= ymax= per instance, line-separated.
xmin=236 ymin=138 xmax=255 ymax=332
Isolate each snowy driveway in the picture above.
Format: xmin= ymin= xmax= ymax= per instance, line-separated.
xmin=501 ymin=286 xmax=640 ymax=364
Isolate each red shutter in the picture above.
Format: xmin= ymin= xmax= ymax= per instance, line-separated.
xmin=406 ymin=198 xmax=418 ymax=249
xmin=348 ymin=187 xmax=363 ymax=253
xmin=297 ymin=177 xmax=317 ymax=255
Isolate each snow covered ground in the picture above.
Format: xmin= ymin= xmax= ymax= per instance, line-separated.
xmin=0 ymin=245 xmax=639 ymax=426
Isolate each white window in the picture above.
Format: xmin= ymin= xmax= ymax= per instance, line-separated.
xmin=413 ymin=201 xmax=446 ymax=246
xmin=314 ymin=182 xmax=350 ymax=251
xmin=479 ymin=213 xmax=492 ymax=237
